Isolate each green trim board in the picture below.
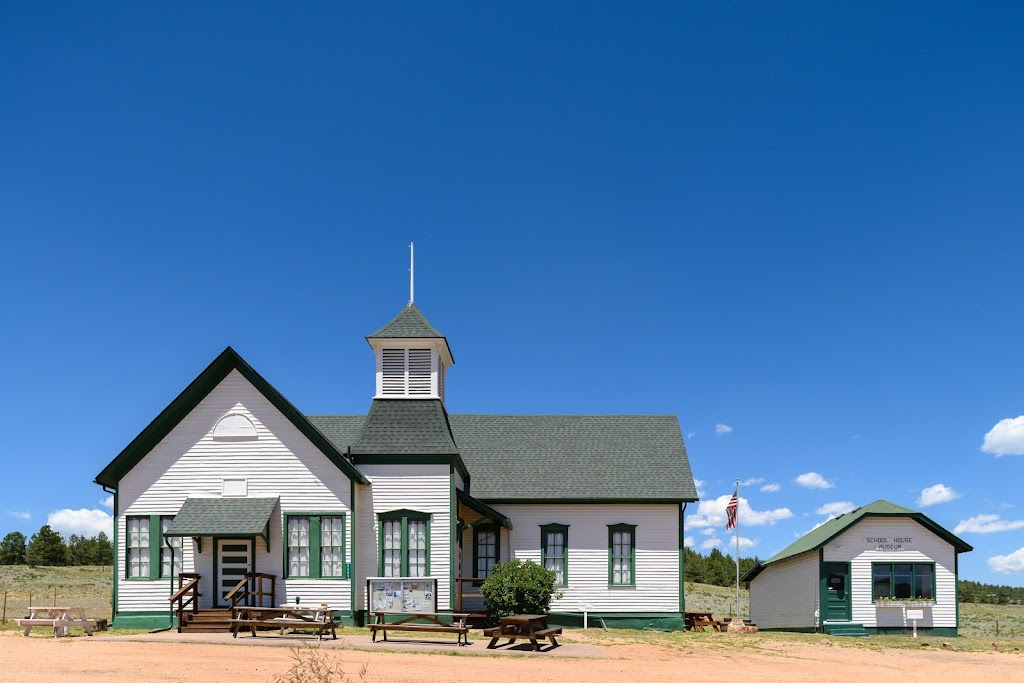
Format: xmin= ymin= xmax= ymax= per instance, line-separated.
xmin=94 ymin=346 xmax=369 ymax=489
xmin=678 ymin=503 xmax=686 ymax=614
xmin=540 ymin=523 xmax=569 ymax=586
xmin=283 ymin=512 xmax=348 ymax=579
xmin=350 ymin=479 xmax=357 ymax=616
xmin=377 ymin=510 xmax=432 ymax=577
xmin=112 ymin=490 xmax=119 ymax=613
xmin=608 ymin=523 xmax=637 ymax=586
xmin=450 ymin=465 xmax=455 ymax=610
xmin=111 ymin=611 xmax=177 ymax=630
xmin=350 ymin=453 xmax=471 ymax=485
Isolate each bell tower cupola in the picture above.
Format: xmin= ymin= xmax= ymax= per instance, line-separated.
xmin=366 ymin=303 xmax=454 ymax=403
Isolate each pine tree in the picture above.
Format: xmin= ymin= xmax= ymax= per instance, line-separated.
xmin=0 ymin=531 xmax=27 ymax=564
xmin=25 ymin=525 xmax=68 ymax=566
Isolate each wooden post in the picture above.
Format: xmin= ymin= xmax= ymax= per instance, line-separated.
xmin=2 ymin=590 xmax=7 ymax=623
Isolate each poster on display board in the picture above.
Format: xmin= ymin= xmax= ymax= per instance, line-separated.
xmin=367 ymin=577 xmax=438 ymax=613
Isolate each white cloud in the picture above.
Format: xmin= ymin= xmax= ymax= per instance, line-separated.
xmin=954 ymin=514 xmax=1024 ymax=535
xmin=761 ymin=483 xmax=781 ymax=493
xmin=687 ymin=432 xmax=696 ymax=439
xmin=816 ymin=501 xmax=855 ymax=518
xmin=701 ymin=537 xmax=722 ymax=550
xmin=701 ymin=528 xmax=717 ymax=536
xmin=988 ymin=548 xmax=1024 ymax=575
xmin=693 ymin=478 xmax=707 ymax=498
xmin=795 ymin=472 xmax=834 ymax=489
xmin=982 ymin=416 xmax=1024 ymax=456
xmin=100 ymin=496 xmax=114 ymax=509
xmin=917 ymin=484 xmax=960 ymax=507
xmin=47 ymin=509 xmax=113 ymax=538
xmin=715 ymin=424 xmax=734 ymax=436
xmin=683 ymin=536 xmax=695 ymax=548
xmin=8 ymin=511 xmax=31 ymax=520
xmin=723 ymin=537 xmax=757 ymax=555
xmin=740 ymin=477 xmax=764 ymax=486
xmin=686 ymin=494 xmax=793 ymax=529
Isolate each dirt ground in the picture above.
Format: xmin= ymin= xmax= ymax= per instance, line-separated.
xmin=2 ymin=630 xmax=1022 ymax=683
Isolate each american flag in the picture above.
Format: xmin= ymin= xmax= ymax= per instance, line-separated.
xmin=725 ymin=492 xmax=739 ymax=530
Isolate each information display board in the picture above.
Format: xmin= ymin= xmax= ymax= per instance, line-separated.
xmin=367 ymin=577 xmax=438 ymax=613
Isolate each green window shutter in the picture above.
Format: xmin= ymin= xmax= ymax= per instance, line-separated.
xmin=148 ymin=516 xmax=161 ymax=581
xmin=309 ymin=516 xmax=322 ymax=580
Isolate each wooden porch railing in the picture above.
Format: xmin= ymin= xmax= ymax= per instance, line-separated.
xmin=169 ymin=572 xmax=201 ymax=633
xmin=224 ymin=572 xmax=277 ymax=612
xmin=455 ymin=577 xmax=487 ymax=624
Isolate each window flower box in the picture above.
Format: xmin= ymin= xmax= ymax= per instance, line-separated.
xmin=873 ymin=599 xmax=935 ymax=608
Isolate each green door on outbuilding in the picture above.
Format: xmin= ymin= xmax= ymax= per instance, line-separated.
xmin=821 ymin=562 xmax=851 ymax=622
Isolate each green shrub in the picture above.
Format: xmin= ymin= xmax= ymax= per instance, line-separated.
xmin=480 ymin=559 xmax=562 ymax=625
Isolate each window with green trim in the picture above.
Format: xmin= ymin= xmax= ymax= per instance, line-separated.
xmin=285 ymin=513 xmax=347 ymax=579
xmin=540 ymin=524 xmax=568 ymax=586
xmin=608 ymin=524 xmax=636 ymax=585
xmin=127 ymin=516 xmax=151 ymax=578
xmin=160 ymin=516 xmax=182 ymax=578
xmin=473 ymin=525 xmax=498 ymax=579
xmin=872 ymin=562 xmax=934 ymax=600
xmin=378 ymin=511 xmax=431 ymax=577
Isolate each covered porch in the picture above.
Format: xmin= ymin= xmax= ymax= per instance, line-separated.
xmin=455 ymin=490 xmax=512 ymax=624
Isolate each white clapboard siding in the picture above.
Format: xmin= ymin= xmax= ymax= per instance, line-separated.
xmin=826 ymin=517 xmax=957 ymax=628
xmin=748 ymin=553 xmax=819 ymax=630
xmin=117 ymin=369 xmax=352 ymax=613
xmin=494 ymin=504 xmax=680 ymax=613
xmin=353 ymin=464 xmax=452 ymax=610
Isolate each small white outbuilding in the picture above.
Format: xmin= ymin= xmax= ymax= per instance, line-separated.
xmin=741 ymin=500 xmax=972 ymax=636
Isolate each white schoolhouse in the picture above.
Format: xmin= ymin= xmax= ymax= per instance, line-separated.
xmin=94 ymin=302 xmax=698 ymax=630
xmin=741 ymin=500 xmax=972 ymax=636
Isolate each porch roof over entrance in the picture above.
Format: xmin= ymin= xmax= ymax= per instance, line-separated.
xmin=164 ymin=497 xmax=278 ymax=537
xmin=457 ymin=489 xmax=512 ymax=529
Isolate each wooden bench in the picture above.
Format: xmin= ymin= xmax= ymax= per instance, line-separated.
xmin=484 ymin=616 xmax=562 ymax=651
xmin=370 ymin=612 xmax=470 ymax=646
xmin=230 ymin=617 xmax=336 ymax=641
xmin=17 ymin=607 xmax=98 ymax=637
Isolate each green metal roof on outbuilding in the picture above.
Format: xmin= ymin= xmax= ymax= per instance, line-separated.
xmin=163 ymin=497 xmax=278 ymax=537
xmin=741 ymin=499 xmax=973 ymax=583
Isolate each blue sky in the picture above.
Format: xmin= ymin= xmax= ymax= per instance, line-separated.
xmin=1 ymin=3 xmax=1022 ymax=585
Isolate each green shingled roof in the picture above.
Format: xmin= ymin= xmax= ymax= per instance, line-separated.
xmin=368 ymin=303 xmax=445 ymax=338
xmin=164 ymin=497 xmax=278 ymax=536
xmin=345 ymin=399 xmax=459 ymax=455
xmin=309 ymin=411 xmax=697 ymax=502
xmin=741 ymin=499 xmax=972 ymax=583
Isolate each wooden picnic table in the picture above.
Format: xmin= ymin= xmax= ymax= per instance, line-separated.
xmin=685 ymin=611 xmax=724 ymax=632
xmin=230 ymin=605 xmax=337 ymax=641
xmin=485 ymin=614 xmax=562 ymax=651
xmin=370 ymin=611 xmax=471 ymax=646
xmin=17 ymin=606 xmax=97 ymax=637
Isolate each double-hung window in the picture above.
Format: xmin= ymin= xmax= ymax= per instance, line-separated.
xmin=285 ymin=513 xmax=347 ymax=579
xmin=127 ymin=516 xmax=151 ymax=578
xmin=160 ymin=516 xmax=182 ymax=578
xmin=474 ymin=525 xmax=498 ymax=579
xmin=540 ymin=524 xmax=568 ymax=586
xmin=871 ymin=562 xmax=934 ymax=600
xmin=608 ymin=524 xmax=636 ymax=586
xmin=379 ymin=510 xmax=431 ymax=577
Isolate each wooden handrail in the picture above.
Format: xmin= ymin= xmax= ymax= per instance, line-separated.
xmin=223 ymin=577 xmax=249 ymax=604
xmin=225 ymin=572 xmax=277 ymax=610
xmin=169 ymin=577 xmax=199 ymax=604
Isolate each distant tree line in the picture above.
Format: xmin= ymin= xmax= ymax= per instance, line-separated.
xmin=958 ymin=579 xmax=1024 ymax=604
xmin=0 ymin=526 xmax=113 ymax=566
xmin=684 ymin=547 xmax=758 ymax=587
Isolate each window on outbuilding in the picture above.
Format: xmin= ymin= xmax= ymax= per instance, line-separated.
xmin=871 ymin=562 xmax=934 ymax=600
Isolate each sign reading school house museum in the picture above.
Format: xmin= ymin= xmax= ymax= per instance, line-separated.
xmin=866 ymin=536 xmax=913 ymax=551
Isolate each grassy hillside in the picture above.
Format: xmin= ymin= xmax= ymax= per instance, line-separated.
xmin=1 ymin=566 xmax=1020 ymax=640
xmin=0 ymin=565 xmax=112 ymax=627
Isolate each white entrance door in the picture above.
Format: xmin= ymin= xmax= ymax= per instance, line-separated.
xmin=217 ymin=539 xmax=252 ymax=606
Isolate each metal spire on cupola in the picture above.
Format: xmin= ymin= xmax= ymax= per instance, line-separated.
xmin=409 ymin=241 xmax=414 ymax=306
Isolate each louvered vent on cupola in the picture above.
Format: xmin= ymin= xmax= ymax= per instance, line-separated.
xmin=380 ymin=347 xmax=438 ymax=397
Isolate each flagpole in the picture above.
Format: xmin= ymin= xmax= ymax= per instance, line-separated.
xmin=735 ymin=478 xmax=740 ymax=619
